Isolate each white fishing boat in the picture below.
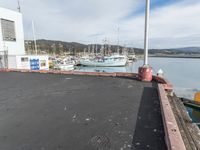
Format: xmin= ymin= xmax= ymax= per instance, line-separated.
xmin=55 ymin=58 xmax=75 ymax=71
xmin=58 ymin=63 xmax=74 ymax=71
xmin=80 ymin=54 xmax=128 ymax=67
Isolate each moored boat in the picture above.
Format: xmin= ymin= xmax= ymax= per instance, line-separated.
xmin=80 ymin=54 xmax=128 ymax=67
xmin=58 ymin=63 xmax=74 ymax=71
xmin=55 ymin=58 xmax=75 ymax=71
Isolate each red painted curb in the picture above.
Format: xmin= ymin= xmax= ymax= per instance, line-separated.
xmin=0 ymin=69 xmax=137 ymax=78
xmin=158 ymin=84 xmax=186 ymax=150
xmin=153 ymin=76 xmax=173 ymax=91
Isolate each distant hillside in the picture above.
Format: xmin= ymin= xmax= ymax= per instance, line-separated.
xmin=25 ymin=39 xmax=136 ymax=55
xmin=169 ymin=47 xmax=200 ymax=53
xmin=25 ymin=39 xmax=87 ymax=55
xmin=25 ymin=39 xmax=200 ymax=55
xmin=146 ymin=47 xmax=200 ymax=55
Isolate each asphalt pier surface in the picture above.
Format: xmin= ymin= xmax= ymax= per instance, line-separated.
xmin=0 ymin=72 xmax=166 ymax=150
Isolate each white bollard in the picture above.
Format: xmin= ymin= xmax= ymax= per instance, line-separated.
xmin=157 ymin=69 xmax=164 ymax=78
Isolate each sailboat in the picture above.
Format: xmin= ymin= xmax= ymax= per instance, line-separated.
xmin=80 ymin=39 xmax=128 ymax=67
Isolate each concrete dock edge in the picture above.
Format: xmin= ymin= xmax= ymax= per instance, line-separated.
xmin=158 ymin=84 xmax=186 ymax=150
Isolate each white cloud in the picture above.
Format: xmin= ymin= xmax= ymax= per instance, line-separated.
xmin=0 ymin=0 xmax=200 ymax=48
xmin=121 ymin=0 xmax=200 ymax=48
xmin=19 ymin=0 xmax=140 ymax=44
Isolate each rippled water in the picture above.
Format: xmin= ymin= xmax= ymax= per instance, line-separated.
xmin=76 ymin=57 xmax=200 ymax=124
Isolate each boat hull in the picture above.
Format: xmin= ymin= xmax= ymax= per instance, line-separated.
xmin=58 ymin=64 xmax=74 ymax=71
xmin=80 ymin=60 xmax=127 ymax=67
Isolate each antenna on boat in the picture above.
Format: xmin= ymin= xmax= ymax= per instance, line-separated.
xmin=138 ymin=0 xmax=153 ymax=82
xmin=32 ymin=20 xmax=38 ymax=55
xmin=17 ymin=0 xmax=21 ymax=12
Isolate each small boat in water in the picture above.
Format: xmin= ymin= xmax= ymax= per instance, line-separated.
xmin=80 ymin=54 xmax=128 ymax=67
xmin=55 ymin=58 xmax=75 ymax=71
xmin=58 ymin=63 xmax=74 ymax=71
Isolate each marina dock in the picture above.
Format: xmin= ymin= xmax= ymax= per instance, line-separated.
xmin=0 ymin=70 xmax=199 ymax=150
xmin=0 ymin=0 xmax=199 ymax=149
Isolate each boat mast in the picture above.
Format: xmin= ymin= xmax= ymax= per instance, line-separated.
xmin=117 ymin=26 xmax=120 ymax=54
xmin=144 ymin=0 xmax=150 ymax=66
xmin=103 ymin=38 xmax=107 ymax=55
xmin=92 ymin=44 xmax=94 ymax=55
xmin=84 ymin=48 xmax=86 ymax=56
xmin=95 ymin=43 xmax=97 ymax=55
xmin=108 ymin=40 xmax=111 ymax=55
xmin=88 ymin=45 xmax=90 ymax=54
xmin=32 ymin=20 xmax=38 ymax=55
xmin=100 ymin=43 xmax=104 ymax=56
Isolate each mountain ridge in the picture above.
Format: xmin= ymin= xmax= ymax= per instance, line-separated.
xmin=25 ymin=39 xmax=200 ymax=55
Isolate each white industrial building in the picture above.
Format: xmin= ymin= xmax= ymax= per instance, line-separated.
xmin=0 ymin=7 xmax=49 ymax=70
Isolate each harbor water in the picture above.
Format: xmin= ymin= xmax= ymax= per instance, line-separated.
xmin=75 ymin=57 xmax=200 ymax=125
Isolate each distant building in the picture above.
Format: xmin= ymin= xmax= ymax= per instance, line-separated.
xmin=0 ymin=7 xmax=48 ymax=70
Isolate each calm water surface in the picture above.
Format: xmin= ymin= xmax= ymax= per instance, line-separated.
xmin=76 ymin=57 xmax=200 ymax=124
xmin=76 ymin=57 xmax=200 ymax=98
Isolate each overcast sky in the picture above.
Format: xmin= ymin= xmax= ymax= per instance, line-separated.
xmin=0 ymin=0 xmax=200 ymax=48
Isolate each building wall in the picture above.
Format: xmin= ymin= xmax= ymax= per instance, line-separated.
xmin=0 ymin=7 xmax=25 ymax=55
xmin=8 ymin=55 xmax=17 ymax=69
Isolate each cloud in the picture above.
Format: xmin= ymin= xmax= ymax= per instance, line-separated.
xmin=19 ymin=0 xmax=141 ymax=43
xmin=0 ymin=0 xmax=200 ymax=48
xmin=120 ymin=0 xmax=200 ymax=48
